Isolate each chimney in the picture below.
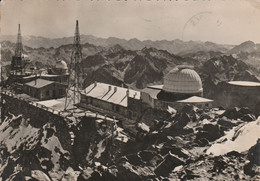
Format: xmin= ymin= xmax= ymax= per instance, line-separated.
xmin=126 ymin=88 xmax=129 ymax=97
xmin=114 ymin=87 xmax=117 ymax=92
xmin=34 ymin=66 xmax=38 ymax=85
xmin=108 ymin=85 xmax=112 ymax=91
xmin=94 ymin=81 xmax=97 ymax=87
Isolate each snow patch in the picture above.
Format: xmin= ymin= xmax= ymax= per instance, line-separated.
xmin=95 ymin=139 xmax=106 ymax=159
xmin=207 ymin=117 xmax=260 ymax=156
xmin=0 ymin=114 xmax=40 ymax=152
xmin=31 ymin=170 xmax=51 ymax=181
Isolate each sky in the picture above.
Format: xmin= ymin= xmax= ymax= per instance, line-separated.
xmin=1 ymin=0 xmax=260 ymax=45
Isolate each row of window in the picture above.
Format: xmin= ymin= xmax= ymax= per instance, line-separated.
xmin=45 ymin=89 xmax=64 ymax=97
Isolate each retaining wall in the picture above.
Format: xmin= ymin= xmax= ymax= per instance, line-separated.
xmin=1 ymin=91 xmax=72 ymax=152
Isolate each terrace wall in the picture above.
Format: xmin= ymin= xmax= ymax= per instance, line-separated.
xmin=1 ymin=92 xmax=72 ymax=152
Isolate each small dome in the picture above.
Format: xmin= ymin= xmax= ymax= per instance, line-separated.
xmin=22 ymin=54 xmax=29 ymax=58
xmin=163 ymin=67 xmax=203 ymax=94
xmin=56 ymin=60 xmax=68 ymax=69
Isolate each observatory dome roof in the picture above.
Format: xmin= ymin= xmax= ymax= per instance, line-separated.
xmin=56 ymin=60 xmax=68 ymax=69
xmin=162 ymin=67 xmax=203 ymax=94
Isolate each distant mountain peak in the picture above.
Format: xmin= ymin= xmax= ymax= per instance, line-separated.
xmin=229 ymin=40 xmax=256 ymax=54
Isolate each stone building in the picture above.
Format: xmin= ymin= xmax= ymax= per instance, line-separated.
xmin=23 ymin=79 xmax=67 ymax=100
xmin=79 ymin=82 xmax=141 ymax=120
xmin=223 ymin=81 xmax=260 ymax=115
xmin=80 ymin=67 xmax=213 ymax=121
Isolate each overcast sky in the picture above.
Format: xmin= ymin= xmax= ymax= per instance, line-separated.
xmin=1 ymin=0 xmax=260 ymax=44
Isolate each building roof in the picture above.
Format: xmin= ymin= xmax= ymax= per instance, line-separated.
xmin=25 ymin=78 xmax=55 ymax=88
xmin=41 ymin=74 xmax=62 ymax=78
xmin=82 ymin=82 xmax=140 ymax=107
xmin=163 ymin=67 xmax=203 ymax=94
xmin=22 ymin=75 xmax=39 ymax=79
xmin=228 ymin=81 xmax=260 ymax=87
xmin=141 ymin=87 xmax=161 ymax=99
xmin=176 ymin=96 xmax=213 ymax=103
xmin=147 ymin=85 xmax=163 ymax=90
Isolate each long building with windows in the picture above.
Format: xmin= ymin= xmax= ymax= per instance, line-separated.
xmin=79 ymin=67 xmax=213 ymax=120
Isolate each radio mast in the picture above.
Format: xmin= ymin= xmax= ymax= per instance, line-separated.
xmin=64 ymin=20 xmax=84 ymax=111
xmin=11 ymin=24 xmax=24 ymax=74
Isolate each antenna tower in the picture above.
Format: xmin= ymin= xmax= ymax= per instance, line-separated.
xmin=64 ymin=20 xmax=84 ymax=111
xmin=11 ymin=24 xmax=24 ymax=74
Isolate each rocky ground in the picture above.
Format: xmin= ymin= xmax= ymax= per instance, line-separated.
xmin=0 ymin=104 xmax=259 ymax=181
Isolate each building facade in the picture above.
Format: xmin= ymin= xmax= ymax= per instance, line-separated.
xmin=223 ymin=81 xmax=260 ymax=115
xmin=79 ymin=67 xmax=214 ymax=121
xmin=79 ymin=82 xmax=141 ymax=120
xmin=23 ymin=79 xmax=67 ymax=100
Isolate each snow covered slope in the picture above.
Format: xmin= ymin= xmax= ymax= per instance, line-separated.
xmin=207 ymin=117 xmax=260 ymax=156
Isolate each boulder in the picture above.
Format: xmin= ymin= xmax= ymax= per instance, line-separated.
xmin=126 ymin=154 xmax=143 ymax=166
xmin=138 ymin=150 xmax=155 ymax=162
xmin=31 ymin=170 xmax=51 ymax=181
xmin=238 ymin=107 xmax=252 ymax=115
xmin=241 ymin=114 xmax=256 ymax=122
xmin=248 ymin=139 xmax=260 ymax=166
xmin=212 ymin=156 xmax=228 ymax=173
xmin=182 ymin=169 xmax=200 ymax=180
xmin=181 ymin=104 xmax=198 ymax=115
xmin=175 ymin=113 xmax=191 ymax=129
xmin=196 ymin=124 xmax=223 ymax=144
xmin=117 ymin=162 xmax=153 ymax=181
xmin=170 ymin=146 xmax=189 ymax=159
xmin=6 ymin=171 xmax=26 ymax=181
xmin=196 ymin=138 xmax=210 ymax=147
xmin=243 ymin=163 xmax=260 ymax=177
xmin=226 ymin=151 xmax=242 ymax=158
xmin=217 ymin=117 xmax=237 ymax=128
xmin=10 ymin=115 xmax=23 ymax=128
xmin=199 ymin=113 xmax=214 ymax=121
xmin=154 ymin=152 xmax=185 ymax=177
xmin=222 ymin=107 xmax=242 ymax=120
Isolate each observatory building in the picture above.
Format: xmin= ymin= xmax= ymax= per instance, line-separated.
xmin=80 ymin=67 xmax=213 ymax=120
xmin=141 ymin=67 xmax=212 ymax=110
xmin=41 ymin=60 xmax=69 ymax=84
xmin=18 ymin=60 xmax=69 ymax=100
xmin=223 ymin=81 xmax=260 ymax=115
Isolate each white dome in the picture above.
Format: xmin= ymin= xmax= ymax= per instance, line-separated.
xmin=56 ymin=60 xmax=68 ymax=69
xmin=163 ymin=67 xmax=203 ymax=94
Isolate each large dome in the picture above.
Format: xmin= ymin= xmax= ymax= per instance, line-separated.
xmin=55 ymin=60 xmax=68 ymax=69
xmin=163 ymin=67 xmax=203 ymax=94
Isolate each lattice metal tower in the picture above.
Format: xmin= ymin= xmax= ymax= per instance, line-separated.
xmin=11 ymin=24 xmax=24 ymax=74
xmin=64 ymin=20 xmax=84 ymax=111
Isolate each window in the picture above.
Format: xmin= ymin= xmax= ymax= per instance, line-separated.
xmin=59 ymin=89 xmax=63 ymax=95
xmin=46 ymin=90 xmax=50 ymax=97
xmin=53 ymin=90 xmax=56 ymax=97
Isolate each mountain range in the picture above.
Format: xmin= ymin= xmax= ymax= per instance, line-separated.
xmin=0 ymin=34 xmax=237 ymax=55
xmin=1 ymin=35 xmax=260 ymax=104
